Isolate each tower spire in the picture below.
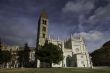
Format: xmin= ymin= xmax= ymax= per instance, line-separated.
xmin=40 ymin=9 xmax=48 ymax=19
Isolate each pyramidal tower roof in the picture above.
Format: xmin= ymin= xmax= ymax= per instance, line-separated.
xmin=40 ymin=10 xmax=48 ymax=19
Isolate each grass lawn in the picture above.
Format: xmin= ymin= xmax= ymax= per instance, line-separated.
xmin=0 ymin=68 xmax=110 ymax=73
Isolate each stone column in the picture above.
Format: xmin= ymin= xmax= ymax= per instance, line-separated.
xmin=37 ymin=59 xmax=40 ymax=68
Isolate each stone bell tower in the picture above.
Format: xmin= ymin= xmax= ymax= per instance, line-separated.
xmin=35 ymin=10 xmax=48 ymax=68
xmin=36 ymin=10 xmax=48 ymax=48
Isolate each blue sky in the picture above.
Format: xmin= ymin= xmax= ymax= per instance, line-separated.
xmin=0 ymin=0 xmax=110 ymax=52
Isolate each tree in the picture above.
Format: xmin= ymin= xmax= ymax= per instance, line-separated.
xmin=0 ymin=50 xmax=2 ymax=64
xmin=0 ymin=40 xmax=2 ymax=63
xmin=91 ymin=40 xmax=110 ymax=66
xmin=18 ymin=43 xmax=30 ymax=67
xmin=0 ymin=39 xmax=3 ymax=65
xmin=0 ymin=39 xmax=11 ymax=67
xmin=23 ymin=43 xmax=30 ymax=67
xmin=36 ymin=42 xmax=63 ymax=68
xmin=1 ymin=51 xmax=11 ymax=63
xmin=0 ymin=51 xmax=11 ymax=68
xmin=18 ymin=50 xmax=25 ymax=67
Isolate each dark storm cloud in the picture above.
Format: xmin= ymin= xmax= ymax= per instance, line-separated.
xmin=62 ymin=0 xmax=110 ymax=32
xmin=0 ymin=0 xmax=67 ymax=46
xmin=0 ymin=0 xmax=39 ymax=46
xmin=0 ymin=0 xmax=110 ymax=52
xmin=61 ymin=0 xmax=110 ymax=52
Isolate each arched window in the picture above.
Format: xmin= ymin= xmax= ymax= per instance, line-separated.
xmin=66 ymin=55 xmax=72 ymax=67
xmin=43 ymin=20 xmax=47 ymax=25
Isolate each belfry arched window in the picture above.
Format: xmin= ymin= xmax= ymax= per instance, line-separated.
xmin=43 ymin=20 xmax=47 ymax=25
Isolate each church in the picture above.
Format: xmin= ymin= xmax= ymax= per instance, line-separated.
xmin=0 ymin=10 xmax=92 ymax=68
xmin=33 ymin=10 xmax=93 ymax=68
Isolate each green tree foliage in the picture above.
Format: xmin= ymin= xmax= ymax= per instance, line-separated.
xmin=36 ymin=42 xmax=63 ymax=67
xmin=0 ymin=39 xmax=11 ymax=66
xmin=23 ymin=43 xmax=30 ymax=67
xmin=18 ymin=43 xmax=30 ymax=67
xmin=18 ymin=50 xmax=25 ymax=67
xmin=0 ymin=51 xmax=11 ymax=64
xmin=0 ymin=39 xmax=2 ymax=64
xmin=0 ymin=50 xmax=2 ymax=64
xmin=91 ymin=41 xmax=110 ymax=66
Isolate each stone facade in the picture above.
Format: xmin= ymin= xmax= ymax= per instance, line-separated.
xmin=36 ymin=11 xmax=92 ymax=68
xmin=46 ymin=36 xmax=92 ymax=68
xmin=63 ymin=36 xmax=91 ymax=67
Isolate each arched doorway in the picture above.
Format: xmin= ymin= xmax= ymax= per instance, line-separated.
xmin=66 ymin=55 xmax=72 ymax=67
